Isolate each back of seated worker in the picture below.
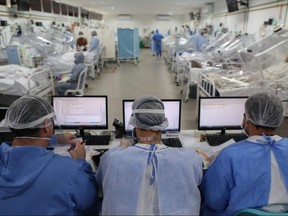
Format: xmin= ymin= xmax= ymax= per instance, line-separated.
xmin=76 ymin=31 xmax=88 ymax=51
xmin=200 ymin=92 xmax=288 ymax=215
xmin=96 ymin=95 xmax=203 ymax=215
xmin=0 ymin=95 xmax=99 ymax=215
xmin=56 ymin=52 xmax=86 ymax=95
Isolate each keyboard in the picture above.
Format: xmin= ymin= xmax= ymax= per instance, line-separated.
xmin=162 ymin=138 xmax=183 ymax=148
xmin=206 ymin=133 xmax=248 ymax=146
xmin=82 ymin=135 xmax=111 ymax=145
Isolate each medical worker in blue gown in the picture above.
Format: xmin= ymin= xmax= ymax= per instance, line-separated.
xmin=193 ymin=27 xmax=209 ymax=52
xmin=96 ymin=95 xmax=203 ymax=215
xmin=56 ymin=52 xmax=86 ymax=95
xmin=201 ymin=92 xmax=288 ymax=215
xmin=88 ymin=30 xmax=100 ymax=54
xmin=152 ymin=29 xmax=164 ymax=56
xmin=0 ymin=95 xmax=98 ymax=215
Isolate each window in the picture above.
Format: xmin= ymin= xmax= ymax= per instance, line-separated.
xmin=68 ymin=5 xmax=73 ymax=16
xmin=74 ymin=6 xmax=78 ymax=17
xmin=52 ymin=1 xmax=60 ymax=14
xmin=42 ymin=0 xmax=52 ymax=13
xmin=0 ymin=0 xmax=7 ymax=6
xmin=61 ymin=3 xmax=67 ymax=16
xmin=30 ymin=0 xmax=41 ymax=11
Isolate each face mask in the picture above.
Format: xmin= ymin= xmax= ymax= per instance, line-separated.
xmin=241 ymin=123 xmax=249 ymax=137
xmin=48 ymin=134 xmax=57 ymax=147
xmin=14 ymin=134 xmax=57 ymax=148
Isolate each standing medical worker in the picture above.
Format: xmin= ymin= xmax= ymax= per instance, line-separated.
xmin=152 ymin=29 xmax=164 ymax=57
xmin=88 ymin=30 xmax=100 ymax=54
xmin=76 ymin=31 xmax=88 ymax=51
xmin=96 ymin=95 xmax=203 ymax=215
xmin=0 ymin=95 xmax=98 ymax=215
xmin=201 ymin=92 xmax=288 ymax=215
xmin=193 ymin=27 xmax=209 ymax=52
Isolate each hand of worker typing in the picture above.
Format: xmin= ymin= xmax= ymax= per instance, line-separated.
xmin=68 ymin=140 xmax=86 ymax=160
xmin=56 ymin=132 xmax=77 ymax=145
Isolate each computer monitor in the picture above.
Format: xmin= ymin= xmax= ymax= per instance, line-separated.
xmin=198 ymin=97 xmax=248 ymax=133
xmin=123 ymin=99 xmax=181 ymax=135
xmin=52 ymin=96 xmax=108 ymax=136
xmin=226 ymin=0 xmax=239 ymax=13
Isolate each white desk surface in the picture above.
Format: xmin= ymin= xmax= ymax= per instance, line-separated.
xmin=53 ymin=130 xmax=241 ymax=171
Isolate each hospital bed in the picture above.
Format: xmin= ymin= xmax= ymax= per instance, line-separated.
xmin=0 ymin=64 xmax=54 ymax=97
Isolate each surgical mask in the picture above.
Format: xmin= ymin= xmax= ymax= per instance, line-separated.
xmin=14 ymin=134 xmax=57 ymax=147
xmin=241 ymin=123 xmax=249 ymax=137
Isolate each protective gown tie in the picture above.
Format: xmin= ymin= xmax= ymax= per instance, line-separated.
xmin=256 ymin=133 xmax=276 ymax=146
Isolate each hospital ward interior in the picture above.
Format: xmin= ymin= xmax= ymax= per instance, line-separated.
xmin=1 ymin=0 xmax=288 ymax=215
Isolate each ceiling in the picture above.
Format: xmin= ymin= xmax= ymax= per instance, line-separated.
xmin=60 ymin=0 xmax=222 ymax=15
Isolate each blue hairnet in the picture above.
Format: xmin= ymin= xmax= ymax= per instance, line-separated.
xmin=129 ymin=95 xmax=168 ymax=131
xmin=74 ymin=52 xmax=84 ymax=64
xmin=245 ymin=92 xmax=283 ymax=128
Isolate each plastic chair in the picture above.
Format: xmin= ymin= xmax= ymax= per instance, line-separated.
xmin=64 ymin=67 xmax=87 ymax=96
xmin=235 ymin=208 xmax=288 ymax=216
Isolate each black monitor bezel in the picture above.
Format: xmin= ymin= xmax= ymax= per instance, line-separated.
xmin=51 ymin=95 xmax=108 ymax=130
xmin=122 ymin=99 xmax=182 ymax=134
xmin=198 ymin=96 xmax=248 ymax=131
xmin=226 ymin=0 xmax=239 ymax=13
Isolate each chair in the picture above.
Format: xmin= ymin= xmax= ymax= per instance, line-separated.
xmin=64 ymin=67 xmax=87 ymax=96
xmin=235 ymin=208 xmax=288 ymax=216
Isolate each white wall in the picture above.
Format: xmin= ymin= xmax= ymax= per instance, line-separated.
xmin=103 ymin=14 xmax=185 ymax=37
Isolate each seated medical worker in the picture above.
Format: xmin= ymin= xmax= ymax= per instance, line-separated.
xmin=193 ymin=27 xmax=209 ymax=52
xmin=56 ymin=52 xmax=86 ymax=95
xmin=201 ymin=92 xmax=288 ymax=215
xmin=0 ymin=95 xmax=98 ymax=215
xmin=96 ymin=95 xmax=203 ymax=215
xmin=88 ymin=30 xmax=100 ymax=54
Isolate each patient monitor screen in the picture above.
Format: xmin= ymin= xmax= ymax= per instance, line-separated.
xmin=123 ymin=99 xmax=181 ymax=133
xmin=52 ymin=96 xmax=108 ymax=129
xmin=198 ymin=97 xmax=247 ymax=130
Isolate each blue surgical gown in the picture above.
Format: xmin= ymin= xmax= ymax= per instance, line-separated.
xmin=0 ymin=143 xmax=98 ymax=215
xmin=201 ymin=135 xmax=288 ymax=216
xmin=193 ymin=33 xmax=208 ymax=52
xmin=152 ymin=33 xmax=164 ymax=56
xmin=88 ymin=36 xmax=100 ymax=53
xmin=56 ymin=52 xmax=86 ymax=95
xmin=96 ymin=144 xmax=203 ymax=215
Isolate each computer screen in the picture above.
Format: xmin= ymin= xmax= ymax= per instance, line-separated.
xmin=198 ymin=97 xmax=248 ymax=131
xmin=123 ymin=99 xmax=181 ymax=134
xmin=52 ymin=96 xmax=108 ymax=133
xmin=226 ymin=0 xmax=239 ymax=13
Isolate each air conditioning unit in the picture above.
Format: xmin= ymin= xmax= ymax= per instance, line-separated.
xmin=117 ymin=14 xmax=132 ymax=21
xmin=202 ymin=3 xmax=214 ymax=15
xmin=156 ymin=15 xmax=170 ymax=21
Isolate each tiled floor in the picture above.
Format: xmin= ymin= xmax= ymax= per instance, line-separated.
xmin=85 ymin=49 xmax=287 ymax=136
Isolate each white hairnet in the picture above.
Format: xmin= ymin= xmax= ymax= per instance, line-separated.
xmin=245 ymin=92 xmax=283 ymax=128
xmin=5 ymin=95 xmax=55 ymax=129
xmin=129 ymin=95 xmax=168 ymax=131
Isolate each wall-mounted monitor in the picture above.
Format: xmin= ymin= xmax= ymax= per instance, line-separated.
xmin=226 ymin=0 xmax=239 ymax=13
xmin=0 ymin=20 xmax=7 ymax=26
xmin=189 ymin=12 xmax=194 ymax=21
xmin=35 ymin=21 xmax=42 ymax=26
